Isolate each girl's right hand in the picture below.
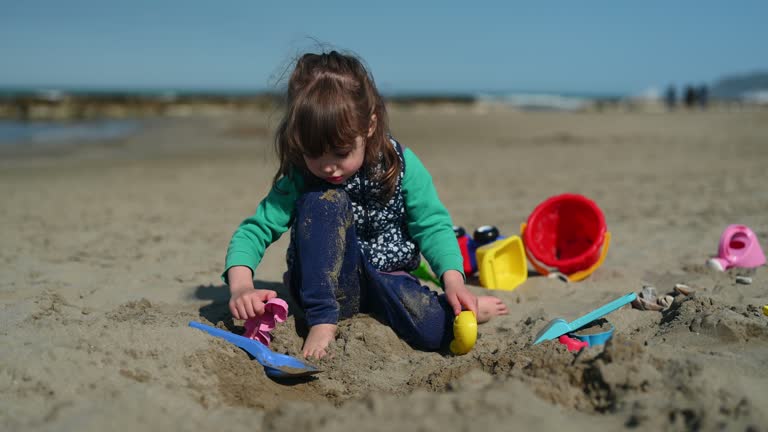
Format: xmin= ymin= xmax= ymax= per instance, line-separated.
xmin=228 ymin=287 xmax=278 ymax=320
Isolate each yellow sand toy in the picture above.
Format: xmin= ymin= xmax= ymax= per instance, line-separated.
xmin=475 ymin=235 xmax=528 ymax=291
xmin=763 ymin=305 xmax=768 ymax=317
xmin=449 ymin=311 xmax=477 ymax=355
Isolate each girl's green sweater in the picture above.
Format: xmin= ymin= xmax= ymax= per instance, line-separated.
xmin=223 ymin=148 xmax=463 ymax=284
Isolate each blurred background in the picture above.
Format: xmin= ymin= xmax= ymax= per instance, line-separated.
xmin=1 ymin=0 xmax=767 ymax=144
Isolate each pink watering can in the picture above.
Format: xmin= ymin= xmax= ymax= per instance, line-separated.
xmin=706 ymin=225 xmax=765 ymax=271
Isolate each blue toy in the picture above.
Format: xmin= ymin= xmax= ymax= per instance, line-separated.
xmin=533 ymin=292 xmax=636 ymax=345
xmin=189 ymin=321 xmax=321 ymax=378
xmin=570 ymin=320 xmax=615 ymax=347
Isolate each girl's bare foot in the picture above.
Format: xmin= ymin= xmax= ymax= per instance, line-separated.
xmin=302 ymin=323 xmax=337 ymax=359
xmin=477 ymin=296 xmax=508 ymax=323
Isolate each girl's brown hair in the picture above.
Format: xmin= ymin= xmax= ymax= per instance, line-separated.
xmin=273 ymin=50 xmax=400 ymax=198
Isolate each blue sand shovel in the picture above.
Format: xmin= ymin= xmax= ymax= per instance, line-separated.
xmin=189 ymin=321 xmax=321 ymax=378
xmin=533 ymin=292 xmax=637 ymax=345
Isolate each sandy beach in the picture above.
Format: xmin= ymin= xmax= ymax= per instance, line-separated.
xmin=2 ymin=106 xmax=767 ymax=431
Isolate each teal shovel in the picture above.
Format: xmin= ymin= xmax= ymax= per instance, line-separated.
xmin=533 ymin=292 xmax=637 ymax=345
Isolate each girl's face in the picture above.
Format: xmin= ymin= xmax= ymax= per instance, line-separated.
xmin=303 ymin=135 xmax=366 ymax=184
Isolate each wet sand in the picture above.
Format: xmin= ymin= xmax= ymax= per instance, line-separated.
xmin=1 ymin=106 xmax=767 ymax=431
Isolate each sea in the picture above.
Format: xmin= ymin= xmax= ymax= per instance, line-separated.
xmin=473 ymin=89 xmax=622 ymax=111
xmin=0 ymin=119 xmax=142 ymax=146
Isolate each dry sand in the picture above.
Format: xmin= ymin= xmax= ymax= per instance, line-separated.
xmin=1 ymin=107 xmax=767 ymax=431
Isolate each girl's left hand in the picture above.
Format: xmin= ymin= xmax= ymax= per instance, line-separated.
xmin=442 ymin=270 xmax=478 ymax=317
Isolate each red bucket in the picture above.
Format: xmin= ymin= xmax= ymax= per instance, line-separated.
xmin=522 ymin=194 xmax=606 ymax=276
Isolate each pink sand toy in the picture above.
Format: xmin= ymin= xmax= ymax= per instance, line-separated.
xmin=243 ymin=298 xmax=288 ymax=347
xmin=706 ymin=225 xmax=765 ymax=271
xmin=558 ymin=335 xmax=589 ymax=352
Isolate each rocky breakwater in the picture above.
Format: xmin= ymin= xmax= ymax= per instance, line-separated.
xmin=0 ymin=91 xmax=279 ymax=121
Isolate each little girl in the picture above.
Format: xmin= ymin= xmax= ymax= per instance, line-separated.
xmin=224 ymin=50 xmax=508 ymax=359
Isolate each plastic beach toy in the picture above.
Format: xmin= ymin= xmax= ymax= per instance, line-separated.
xmin=558 ymin=335 xmax=589 ymax=352
xmin=189 ymin=321 xmax=321 ymax=378
xmin=243 ymin=298 xmax=289 ymax=347
xmin=450 ymin=311 xmax=477 ymax=355
xmin=521 ymin=194 xmax=610 ymax=282
xmin=476 ymin=235 xmax=528 ymax=291
xmin=570 ymin=320 xmax=615 ymax=347
xmin=454 ymin=225 xmax=505 ymax=275
xmin=454 ymin=226 xmax=475 ymax=275
xmin=706 ymin=224 xmax=766 ymax=271
xmin=533 ymin=292 xmax=636 ymax=345
xmin=411 ymin=261 xmax=442 ymax=286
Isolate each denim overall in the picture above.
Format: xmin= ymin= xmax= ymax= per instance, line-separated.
xmin=286 ymin=168 xmax=454 ymax=350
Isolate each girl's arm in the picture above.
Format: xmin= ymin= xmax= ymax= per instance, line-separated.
xmin=402 ymin=148 xmax=477 ymax=316
xmin=222 ymin=173 xmax=303 ymax=284
xmin=227 ymin=265 xmax=256 ymax=293
xmin=221 ymin=173 xmax=303 ymax=320
xmin=442 ymin=269 xmax=478 ymax=316
xmin=401 ymin=148 xmax=464 ymax=279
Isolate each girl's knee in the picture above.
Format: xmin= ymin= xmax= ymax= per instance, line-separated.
xmin=296 ymin=188 xmax=351 ymax=214
xmin=371 ymin=276 xmax=452 ymax=350
xmin=294 ymin=189 xmax=353 ymax=237
xmin=401 ymin=303 xmax=452 ymax=350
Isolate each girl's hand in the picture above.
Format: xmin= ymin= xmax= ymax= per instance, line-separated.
xmin=226 ymin=266 xmax=277 ymax=320
xmin=442 ymin=270 xmax=478 ymax=317
xmin=229 ymin=286 xmax=277 ymax=320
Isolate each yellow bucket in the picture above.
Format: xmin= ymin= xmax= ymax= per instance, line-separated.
xmin=476 ymin=235 xmax=528 ymax=291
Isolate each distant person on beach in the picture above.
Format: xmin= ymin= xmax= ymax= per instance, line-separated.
xmin=684 ymin=85 xmax=696 ymax=108
xmin=665 ymin=85 xmax=677 ymax=110
xmin=223 ymin=50 xmax=507 ymax=359
xmin=697 ymin=84 xmax=709 ymax=109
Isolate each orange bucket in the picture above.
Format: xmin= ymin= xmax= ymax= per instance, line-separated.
xmin=521 ymin=194 xmax=610 ymax=281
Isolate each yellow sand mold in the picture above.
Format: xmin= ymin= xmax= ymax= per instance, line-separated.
xmin=476 ymin=235 xmax=528 ymax=291
xmin=449 ymin=311 xmax=477 ymax=355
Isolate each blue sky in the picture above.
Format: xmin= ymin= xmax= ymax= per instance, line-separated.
xmin=1 ymin=1 xmax=766 ymax=95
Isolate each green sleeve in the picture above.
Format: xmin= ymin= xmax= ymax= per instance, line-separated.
xmin=222 ymin=173 xmax=304 ymax=284
xmin=402 ymin=148 xmax=464 ymax=280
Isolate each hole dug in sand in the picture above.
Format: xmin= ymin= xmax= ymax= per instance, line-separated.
xmin=187 ymin=308 xmax=760 ymax=432
xmin=22 ymin=291 xmax=764 ymax=431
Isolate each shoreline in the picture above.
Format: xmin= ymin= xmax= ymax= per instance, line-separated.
xmin=2 ymin=90 xmax=766 ymax=122
xmin=2 ymin=103 xmax=767 ymax=157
